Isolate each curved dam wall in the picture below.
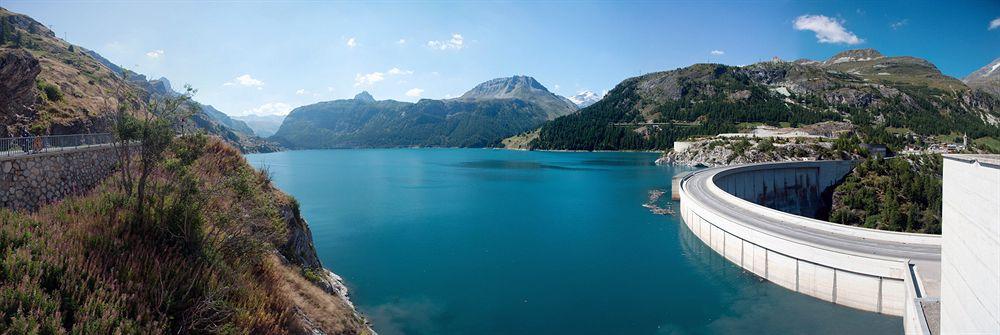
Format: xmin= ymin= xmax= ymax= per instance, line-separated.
xmin=713 ymin=160 xmax=854 ymax=218
xmin=678 ymin=161 xmax=941 ymax=318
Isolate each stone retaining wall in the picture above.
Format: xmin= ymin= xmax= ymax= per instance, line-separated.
xmin=1 ymin=145 xmax=118 ymax=211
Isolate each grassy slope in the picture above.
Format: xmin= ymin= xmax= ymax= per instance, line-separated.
xmin=0 ymin=138 xmax=368 ymax=334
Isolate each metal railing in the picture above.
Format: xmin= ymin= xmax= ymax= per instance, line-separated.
xmin=1 ymin=133 xmax=115 ymax=157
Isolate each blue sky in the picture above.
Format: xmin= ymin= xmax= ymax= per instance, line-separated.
xmin=5 ymin=1 xmax=999 ymax=116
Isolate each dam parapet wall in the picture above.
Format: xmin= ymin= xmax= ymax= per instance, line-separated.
xmin=678 ymin=160 xmax=941 ymax=320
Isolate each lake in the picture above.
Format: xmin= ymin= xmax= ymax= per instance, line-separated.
xmin=246 ymin=148 xmax=901 ymax=335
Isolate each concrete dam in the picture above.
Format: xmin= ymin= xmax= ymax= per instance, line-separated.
xmin=677 ymin=160 xmax=944 ymax=333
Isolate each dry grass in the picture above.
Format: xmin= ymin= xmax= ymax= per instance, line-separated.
xmin=0 ymin=136 xmax=365 ymax=334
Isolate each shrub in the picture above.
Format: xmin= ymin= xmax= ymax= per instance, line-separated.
xmin=36 ymin=81 xmax=63 ymax=102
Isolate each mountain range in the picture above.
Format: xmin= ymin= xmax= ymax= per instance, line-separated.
xmin=964 ymin=57 xmax=1000 ymax=98
xmin=0 ymin=8 xmax=276 ymax=152
xmin=270 ymin=76 xmax=577 ymax=148
xmin=518 ymin=49 xmax=1000 ymax=151
xmin=2 ymin=6 xmax=997 ymax=154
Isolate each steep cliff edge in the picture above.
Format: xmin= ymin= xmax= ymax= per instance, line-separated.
xmin=0 ymin=137 xmax=370 ymax=334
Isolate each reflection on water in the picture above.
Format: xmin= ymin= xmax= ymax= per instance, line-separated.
xmin=455 ymin=159 xmax=599 ymax=171
xmin=676 ymin=217 xmax=902 ymax=334
xmin=246 ymin=148 xmax=901 ymax=335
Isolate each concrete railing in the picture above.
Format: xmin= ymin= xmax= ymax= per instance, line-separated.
xmin=678 ymin=160 xmax=941 ymax=318
xmin=709 ymin=162 xmax=942 ymax=246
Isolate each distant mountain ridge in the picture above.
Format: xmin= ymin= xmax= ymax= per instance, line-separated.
xmin=457 ymin=75 xmax=577 ymax=119
xmin=568 ymin=91 xmax=602 ymax=108
xmin=0 ymin=8 xmax=277 ymax=152
xmin=271 ymin=76 xmax=575 ymax=148
xmin=518 ymin=49 xmax=1000 ymax=151
xmin=964 ymin=57 xmax=1000 ymax=98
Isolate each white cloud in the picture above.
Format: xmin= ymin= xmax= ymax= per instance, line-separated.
xmin=145 ymin=49 xmax=164 ymax=58
xmin=355 ymin=67 xmax=413 ymax=87
xmin=427 ymin=33 xmax=465 ymax=50
xmin=710 ymin=50 xmax=725 ymax=55
xmin=346 ymin=37 xmax=357 ymax=48
xmin=405 ymin=88 xmax=424 ymax=98
xmin=295 ymin=89 xmax=307 ymax=95
xmin=354 ymin=72 xmax=385 ymax=87
xmin=890 ymin=19 xmax=908 ymax=30
xmin=327 ymin=86 xmax=335 ymax=92
xmin=554 ymin=84 xmax=560 ymax=90
xmin=242 ymin=102 xmax=292 ymax=116
xmin=990 ymin=18 xmax=1000 ymax=30
xmin=397 ymin=39 xmax=407 ymax=44
xmin=223 ymin=74 xmax=264 ymax=88
xmin=793 ymin=14 xmax=863 ymax=45
xmin=387 ymin=67 xmax=414 ymax=75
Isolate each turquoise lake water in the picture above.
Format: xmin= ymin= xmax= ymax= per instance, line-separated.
xmin=246 ymin=149 xmax=901 ymax=335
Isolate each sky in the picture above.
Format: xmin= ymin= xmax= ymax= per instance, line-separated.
xmin=4 ymin=1 xmax=999 ymax=117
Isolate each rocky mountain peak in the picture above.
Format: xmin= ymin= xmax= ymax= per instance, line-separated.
xmin=354 ymin=91 xmax=375 ymax=102
xmin=964 ymin=57 xmax=1000 ymax=98
xmin=824 ymin=48 xmax=885 ymax=65
xmin=460 ymin=75 xmax=549 ymax=99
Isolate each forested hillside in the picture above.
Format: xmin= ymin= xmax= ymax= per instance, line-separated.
xmin=827 ymin=155 xmax=943 ymax=234
xmin=521 ymin=50 xmax=1000 ymax=151
xmin=271 ymin=76 xmax=574 ymax=149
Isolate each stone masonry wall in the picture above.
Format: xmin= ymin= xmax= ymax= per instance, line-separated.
xmin=1 ymin=145 xmax=118 ymax=211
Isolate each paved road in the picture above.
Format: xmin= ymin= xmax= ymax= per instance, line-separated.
xmin=682 ymin=165 xmax=942 ymax=293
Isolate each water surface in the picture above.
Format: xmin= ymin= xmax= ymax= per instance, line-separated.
xmin=246 ymin=148 xmax=900 ymax=335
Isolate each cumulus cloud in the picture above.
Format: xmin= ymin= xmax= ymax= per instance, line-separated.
xmin=145 ymin=49 xmax=164 ymax=58
xmin=990 ymin=18 xmax=1000 ymax=30
xmin=405 ymin=88 xmax=424 ymax=98
xmin=397 ymin=39 xmax=407 ymax=44
xmin=427 ymin=33 xmax=465 ymax=50
xmin=295 ymin=89 xmax=307 ymax=95
xmin=355 ymin=67 xmax=413 ymax=87
xmin=793 ymin=14 xmax=863 ymax=45
xmin=346 ymin=37 xmax=357 ymax=48
xmin=223 ymin=74 xmax=265 ymax=89
xmin=387 ymin=67 xmax=414 ymax=75
xmin=242 ymin=102 xmax=291 ymax=116
xmin=710 ymin=50 xmax=725 ymax=55
xmin=354 ymin=72 xmax=385 ymax=87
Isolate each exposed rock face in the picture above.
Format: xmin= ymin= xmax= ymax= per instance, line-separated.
xmin=276 ymin=199 xmax=374 ymax=334
xmin=964 ymin=57 xmax=1000 ymax=98
xmin=459 ymin=75 xmax=577 ymax=119
xmin=656 ymin=137 xmax=857 ymax=167
xmin=0 ymin=48 xmax=41 ymax=135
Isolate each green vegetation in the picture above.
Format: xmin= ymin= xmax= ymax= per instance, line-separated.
xmin=0 ymin=135 xmax=301 ymax=333
xmin=529 ymin=64 xmax=842 ymax=150
xmin=828 ymin=155 xmax=942 ymax=234
xmin=0 ymin=87 xmax=367 ymax=333
xmin=526 ymin=56 xmax=1000 ymax=151
xmin=272 ymin=97 xmax=552 ymax=148
xmin=36 ymin=81 xmax=63 ymax=102
xmin=974 ymin=136 xmax=1000 ymax=153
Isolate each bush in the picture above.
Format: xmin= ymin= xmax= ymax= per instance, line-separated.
xmin=36 ymin=81 xmax=63 ymax=102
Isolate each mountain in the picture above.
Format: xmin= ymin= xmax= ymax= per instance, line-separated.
xmin=568 ymin=90 xmax=602 ymax=108
xmin=964 ymin=57 xmax=1000 ymax=98
xmin=458 ymin=75 xmax=577 ymax=119
xmin=271 ymin=77 xmax=573 ymax=149
xmin=519 ymin=49 xmax=1000 ymax=151
xmin=235 ymin=114 xmax=286 ymax=137
xmin=0 ymin=8 xmax=277 ymax=152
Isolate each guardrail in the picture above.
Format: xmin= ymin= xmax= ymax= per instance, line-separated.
xmin=0 ymin=133 xmax=115 ymax=157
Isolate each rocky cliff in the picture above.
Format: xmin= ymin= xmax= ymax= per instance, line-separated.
xmin=656 ymin=137 xmax=859 ymax=167
xmin=0 ymin=8 xmax=278 ymax=152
